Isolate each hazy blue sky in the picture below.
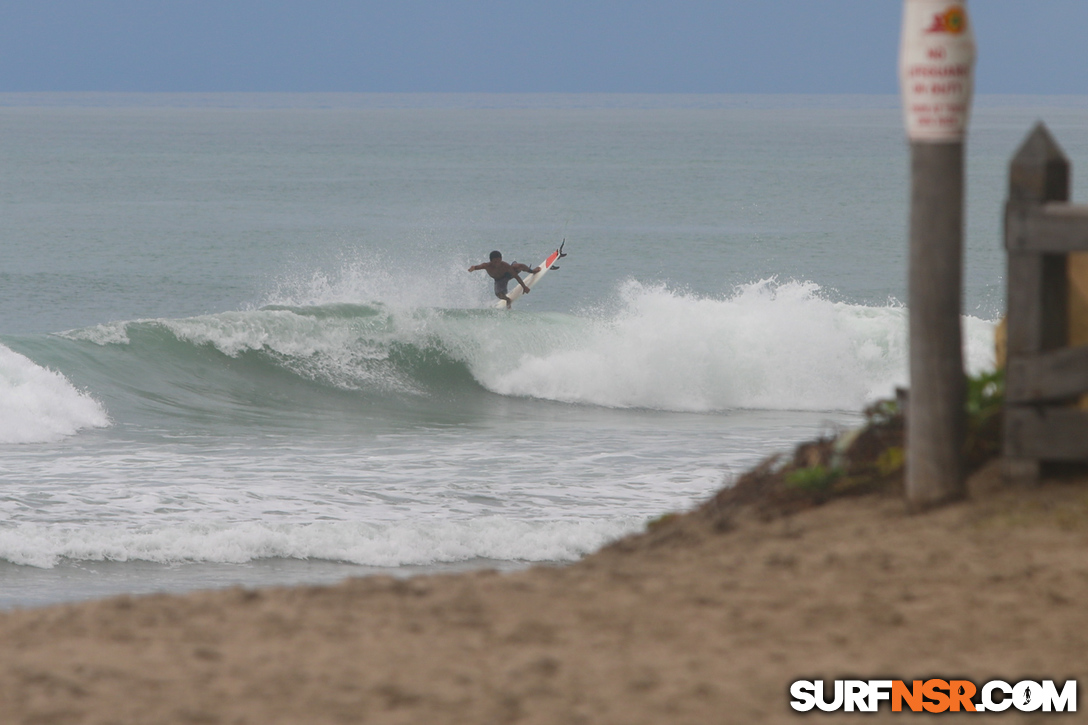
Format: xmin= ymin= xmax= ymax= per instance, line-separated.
xmin=0 ymin=1 xmax=1085 ymax=94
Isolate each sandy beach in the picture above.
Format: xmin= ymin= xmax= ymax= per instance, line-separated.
xmin=2 ymin=459 xmax=1086 ymax=724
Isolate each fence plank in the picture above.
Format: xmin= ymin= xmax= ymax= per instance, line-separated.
xmin=1005 ymin=127 xmax=1070 ymax=358
xmin=1005 ymin=344 xmax=1088 ymax=403
xmin=1003 ymin=124 xmax=1071 ymax=482
xmin=1007 ymin=205 xmax=1088 ymax=253
xmin=1005 ymin=407 xmax=1088 ymax=460
xmin=1005 ymin=251 xmax=1067 ymax=356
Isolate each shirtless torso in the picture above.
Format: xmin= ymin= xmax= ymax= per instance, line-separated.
xmin=468 ymin=253 xmax=541 ymax=307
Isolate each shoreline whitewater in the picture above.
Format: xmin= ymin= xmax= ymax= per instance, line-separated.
xmin=2 ymin=459 xmax=1086 ymax=724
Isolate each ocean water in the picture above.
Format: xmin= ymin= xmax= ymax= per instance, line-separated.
xmin=3 ymin=93 xmax=1084 ymax=609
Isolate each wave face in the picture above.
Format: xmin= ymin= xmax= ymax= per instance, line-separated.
xmin=0 ymin=518 xmax=639 ymax=570
xmin=0 ymin=343 xmax=109 ymax=443
xmin=55 ymin=278 xmax=994 ymax=417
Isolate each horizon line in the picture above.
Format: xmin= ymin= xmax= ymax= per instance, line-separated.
xmin=2 ymin=92 xmax=1087 ymax=111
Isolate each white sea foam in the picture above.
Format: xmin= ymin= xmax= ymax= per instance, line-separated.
xmin=0 ymin=344 xmax=110 ymax=443
xmin=60 ymin=321 xmax=131 ymax=345
xmin=0 ymin=518 xmax=639 ymax=569
xmin=263 ymin=248 xmax=489 ymax=310
xmin=481 ymin=279 xmax=996 ymax=412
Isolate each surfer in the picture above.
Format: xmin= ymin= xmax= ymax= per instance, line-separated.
xmin=468 ymin=251 xmax=540 ymax=308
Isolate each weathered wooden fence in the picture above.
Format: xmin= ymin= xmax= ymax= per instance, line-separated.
xmin=1004 ymin=123 xmax=1088 ymax=481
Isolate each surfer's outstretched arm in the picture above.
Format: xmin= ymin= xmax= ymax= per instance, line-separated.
xmin=514 ymin=274 xmax=530 ymax=293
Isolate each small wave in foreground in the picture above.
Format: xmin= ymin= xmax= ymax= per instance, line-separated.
xmin=0 ymin=517 xmax=640 ymax=569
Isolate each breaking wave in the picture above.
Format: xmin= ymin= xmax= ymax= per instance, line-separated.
xmin=0 ymin=343 xmax=110 ymax=444
xmin=50 ymin=278 xmax=994 ymax=415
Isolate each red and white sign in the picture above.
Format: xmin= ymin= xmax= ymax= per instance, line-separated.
xmin=899 ymin=0 xmax=976 ymax=142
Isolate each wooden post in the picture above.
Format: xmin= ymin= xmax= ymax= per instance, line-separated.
xmin=898 ymin=0 xmax=976 ymax=508
xmin=906 ymin=141 xmax=967 ymax=507
xmin=1004 ymin=123 xmax=1071 ymax=483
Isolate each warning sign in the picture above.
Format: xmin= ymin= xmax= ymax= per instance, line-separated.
xmin=899 ymin=0 xmax=976 ymax=142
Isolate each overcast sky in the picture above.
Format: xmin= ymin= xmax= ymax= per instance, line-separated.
xmin=0 ymin=1 xmax=1085 ymax=94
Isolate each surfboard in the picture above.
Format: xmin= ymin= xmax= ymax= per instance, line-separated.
xmin=493 ymin=241 xmax=567 ymax=309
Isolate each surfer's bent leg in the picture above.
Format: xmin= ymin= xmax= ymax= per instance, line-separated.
xmin=494 ymin=275 xmax=514 ymax=307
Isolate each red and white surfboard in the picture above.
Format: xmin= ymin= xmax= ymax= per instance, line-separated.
xmin=493 ymin=241 xmax=567 ymax=309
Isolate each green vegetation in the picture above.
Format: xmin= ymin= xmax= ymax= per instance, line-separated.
xmin=967 ymin=369 xmax=1004 ymax=419
xmin=642 ymin=370 xmax=1008 ymax=533
xmin=785 ymin=464 xmax=842 ymax=492
xmin=965 ymin=369 xmax=1004 ymax=469
xmin=646 ymin=512 xmax=680 ymax=531
xmin=760 ymin=370 xmax=1004 ymax=510
xmin=876 ymin=446 xmax=905 ymax=477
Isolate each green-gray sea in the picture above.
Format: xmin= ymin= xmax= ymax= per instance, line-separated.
xmin=5 ymin=93 xmax=1081 ymax=608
